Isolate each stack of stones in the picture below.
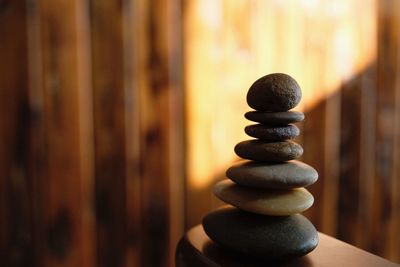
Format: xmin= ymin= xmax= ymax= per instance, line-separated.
xmin=202 ymin=73 xmax=319 ymax=261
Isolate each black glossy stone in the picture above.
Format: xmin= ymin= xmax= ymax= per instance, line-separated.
xmin=226 ymin=160 xmax=318 ymax=189
xmin=246 ymin=73 xmax=302 ymax=112
xmin=245 ymin=124 xmax=300 ymax=141
xmin=202 ymin=206 xmax=318 ymax=260
xmin=234 ymin=140 xmax=303 ymax=162
xmin=245 ymin=111 xmax=304 ymax=124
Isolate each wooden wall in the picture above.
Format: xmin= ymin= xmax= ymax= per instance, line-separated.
xmin=0 ymin=0 xmax=183 ymax=266
xmin=1 ymin=0 xmax=400 ymax=266
xmin=185 ymin=0 xmax=400 ymax=264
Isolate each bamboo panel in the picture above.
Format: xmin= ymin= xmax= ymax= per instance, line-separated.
xmin=129 ymin=0 xmax=184 ymax=266
xmin=2 ymin=0 xmax=184 ymax=266
xmin=3 ymin=0 xmax=400 ymax=266
xmin=358 ymin=66 xmax=379 ymax=253
xmin=301 ymin=100 xmax=327 ymax=230
xmin=0 ymin=1 xmax=32 ymax=266
xmin=136 ymin=0 xmax=182 ymax=264
xmin=29 ymin=0 xmax=96 ymax=266
xmin=26 ymin=1 xmax=47 ymax=266
xmin=389 ymin=2 xmax=400 ymax=262
xmin=124 ymin=1 xmax=144 ymax=267
xmin=374 ymin=0 xmax=400 ymax=261
xmin=338 ymin=76 xmax=363 ymax=244
xmin=121 ymin=1 xmax=144 ymax=266
xmin=90 ymin=1 xmax=129 ymax=267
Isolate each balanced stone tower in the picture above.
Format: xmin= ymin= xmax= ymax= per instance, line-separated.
xmin=202 ymin=73 xmax=319 ymax=261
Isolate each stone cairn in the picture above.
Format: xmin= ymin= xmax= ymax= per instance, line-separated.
xmin=202 ymin=73 xmax=319 ymax=261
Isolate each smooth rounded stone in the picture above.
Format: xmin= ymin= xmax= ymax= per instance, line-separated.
xmin=213 ymin=180 xmax=314 ymax=216
xmin=245 ymin=124 xmax=300 ymax=141
xmin=202 ymin=206 xmax=318 ymax=260
xmin=226 ymin=160 xmax=318 ymax=189
xmin=247 ymin=73 xmax=302 ymax=112
xmin=234 ymin=140 xmax=303 ymax=162
xmin=245 ymin=110 xmax=305 ymax=124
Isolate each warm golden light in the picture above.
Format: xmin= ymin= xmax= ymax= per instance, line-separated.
xmin=185 ymin=0 xmax=376 ymax=190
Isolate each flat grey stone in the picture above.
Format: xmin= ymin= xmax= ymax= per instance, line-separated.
xmin=226 ymin=160 xmax=318 ymax=189
xmin=245 ymin=111 xmax=304 ymax=124
xmin=234 ymin=140 xmax=303 ymax=162
xmin=246 ymin=73 xmax=302 ymax=112
xmin=245 ymin=124 xmax=300 ymax=141
xmin=202 ymin=206 xmax=318 ymax=260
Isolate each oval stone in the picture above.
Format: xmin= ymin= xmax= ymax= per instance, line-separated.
xmin=245 ymin=110 xmax=305 ymax=124
xmin=245 ymin=124 xmax=300 ymax=141
xmin=226 ymin=160 xmax=318 ymax=189
xmin=247 ymin=73 xmax=302 ymax=112
xmin=234 ymin=140 xmax=303 ymax=162
xmin=202 ymin=206 xmax=318 ymax=260
xmin=213 ymin=180 xmax=314 ymax=216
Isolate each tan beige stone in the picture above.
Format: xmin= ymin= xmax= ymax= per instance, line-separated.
xmin=213 ymin=179 xmax=313 ymax=216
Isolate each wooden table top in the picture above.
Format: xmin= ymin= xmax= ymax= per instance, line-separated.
xmin=176 ymin=225 xmax=399 ymax=267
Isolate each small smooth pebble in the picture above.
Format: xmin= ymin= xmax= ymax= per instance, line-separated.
xmin=247 ymin=73 xmax=302 ymax=112
xmin=235 ymin=140 xmax=303 ymax=162
xmin=202 ymin=206 xmax=318 ymax=260
xmin=213 ymin=180 xmax=314 ymax=216
xmin=245 ymin=124 xmax=300 ymax=141
xmin=245 ymin=111 xmax=304 ymax=124
xmin=226 ymin=160 xmax=318 ymax=189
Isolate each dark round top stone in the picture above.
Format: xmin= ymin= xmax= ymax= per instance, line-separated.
xmin=245 ymin=111 xmax=305 ymax=124
xmin=226 ymin=160 xmax=318 ymax=189
xmin=234 ymin=140 xmax=303 ymax=162
xmin=247 ymin=73 xmax=302 ymax=112
xmin=202 ymin=206 xmax=318 ymax=260
xmin=245 ymin=124 xmax=300 ymax=141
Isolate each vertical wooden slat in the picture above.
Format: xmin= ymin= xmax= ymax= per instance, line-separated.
xmin=338 ymin=77 xmax=362 ymax=245
xmin=0 ymin=1 xmax=32 ymax=266
xmin=26 ymin=0 xmax=46 ymax=266
xmin=124 ymin=1 xmax=143 ymax=267
xmin=5 ymin=0 xmax=400 ymax=265
xmin=165 ymin=1 xmax=185 ymax=266
xmin=375 ymin=0 xmax=400 ymax=261
xmin=139 ymin=0 xmax=170 ymax=265
xmin=321 ymin=89 xmax=341 ymax=236
xmin=89 ymin=1 xmax=127 ymax=266
xmin=302 ymin=100 xmax=327 ymax=229
xmin=357 ymin=66 xmax=378 ymax=251
xmin=374 ymin=0 xmax=399 ymax=259
xmin=32 ymin=0 xmax=96 ymax=266
xmin=390 ymin=8 xmax=400 ymax=259
xmin=131 ymin=0 xmax=184 ymax=266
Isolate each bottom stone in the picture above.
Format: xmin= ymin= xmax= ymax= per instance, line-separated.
xmin=202 ymin=206 xmax=318 ymax=261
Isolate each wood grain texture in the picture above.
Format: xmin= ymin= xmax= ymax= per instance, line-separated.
xmin=2 ymin=0 xmax=185 ymax=266
xmin=129 ymin=0 xmax=185 ymax=266
xmin=124 ymin=1 xmax=143 ymax=266
xmin=3 ymin=0 xmax=400 ymax=266
xmin=139 ymin=0 xmax=172 ymax=265
xmin=0 ymin=1 xmax=32 ymax=266
xmin=301 ymin=100 xmax=326 ymax=230
xmin=374 ymin=0 xmax=400 ymax=260
xmin=338 ymin=74 xmax=363 ymax=245
xmin=90 ymin=1 xmax=128 ymax=266
xmin=35 ymin=0 xmax=96 ymax=266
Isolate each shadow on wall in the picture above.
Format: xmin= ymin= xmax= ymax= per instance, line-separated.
xmin=204 ymin=62 xmax=400 ymax=263
xmin=303 ymin=61 xmax=400 ymax=260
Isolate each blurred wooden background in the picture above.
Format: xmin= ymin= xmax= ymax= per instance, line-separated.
xmin=0 ymin=0 xmax=399 ymax=267
xmin=1 ymin=0 xmax=183 ymax=266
